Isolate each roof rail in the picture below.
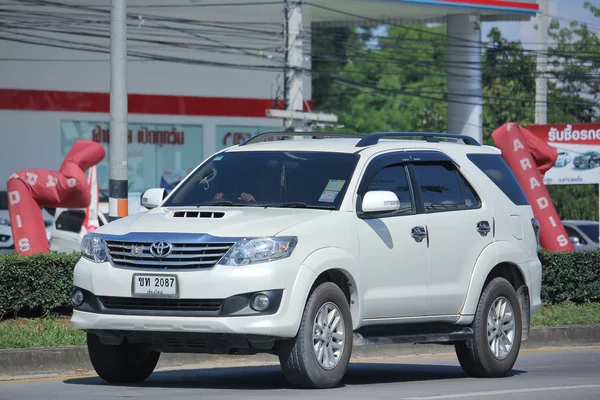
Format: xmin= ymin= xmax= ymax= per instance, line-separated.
xmin=239 ymin=130 xmax=363 ymax=146
xmin=355 ymin=132 xmax=481 ymax=147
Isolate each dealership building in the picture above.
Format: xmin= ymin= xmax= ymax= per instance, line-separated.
xmin=0 ymin=0 xmax=538 ymax=197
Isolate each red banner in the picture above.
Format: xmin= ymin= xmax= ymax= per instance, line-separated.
xmin=7 ymin=140 xmax=105 ymax=255
xmin=492 ymin=123 xmax=574 ymax=252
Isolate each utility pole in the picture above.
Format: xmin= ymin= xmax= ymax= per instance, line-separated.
xmin=284 ymin=0 xmax=303 ymax=131
xmin=267 ymin=0 xmax=338 ymax=130
xmin=109 ymin=0 xmax=128 ymax=221
xmin=535 ymin=0 xmax=548 ymax=125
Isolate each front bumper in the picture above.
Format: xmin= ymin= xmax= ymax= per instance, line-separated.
xmin=71 ymin=256 xmax=318 ymax=338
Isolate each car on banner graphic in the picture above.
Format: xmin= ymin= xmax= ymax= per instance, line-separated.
xmin=573 ymin=151 xmax=600 ymax=169
xmin=554 ymin=151 xmax=572 ymax=168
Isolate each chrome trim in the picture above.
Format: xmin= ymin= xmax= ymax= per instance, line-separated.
xmin=99 ymin=232 xmax=243 ymax=271
xmin=476 ymin=221 xmax=491 ymax=237
xmin=149 ymin=241 xmax=173 ymax=258
xmin=109 ymin=251 xmax=227 ymax=260
xmin=411 ymin=226 xmax=427 ymax=243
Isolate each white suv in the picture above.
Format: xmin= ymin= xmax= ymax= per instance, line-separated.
xmin=71 ymin=132 xmax=542 ymax=389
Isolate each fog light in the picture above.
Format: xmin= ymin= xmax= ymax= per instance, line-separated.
xmin=250 ymin=293 xmax=270 ymax=312
xmin=71 ymin=288 xmax=84 ymax=307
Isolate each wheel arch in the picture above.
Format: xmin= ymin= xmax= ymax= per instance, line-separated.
xmin=461 ymin=241 xmax=532 ymax=339
xmin=302 ymin=247 xmax=361 ymax=330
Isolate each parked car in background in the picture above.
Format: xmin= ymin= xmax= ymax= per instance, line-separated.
xmin=554 ymin=151 xmax=571 ymax=167
xmin=573 ymin=151 xmax=600 ymax=169
xmin=49 ymin=203 xmax=109 ymax=253
xmin=562 ymin=220 xmax=599 ymax=251
xmin=0 ymin=190 xmax=53 ymax=253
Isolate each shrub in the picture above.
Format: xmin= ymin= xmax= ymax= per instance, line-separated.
xmin=0 ymin=252 xmax=81 ymax=319
xmin=1 ymin=249 xmax=599 ymax=319
xmin=538 ymin=249 xmax=600 ymax=304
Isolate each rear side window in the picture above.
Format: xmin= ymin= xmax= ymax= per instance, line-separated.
xmin=412 ymin=162 xmax=481 ymax=213
xmin=467 ymin=154 xmax=529 ymax=206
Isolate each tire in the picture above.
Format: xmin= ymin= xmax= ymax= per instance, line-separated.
xmin=277 ymin=282 xmax=353 ymax=389
xmin=455 ymin=277 xmax=522 ymax=378
xmin=87 ymin=333 xmax=160 ymax=384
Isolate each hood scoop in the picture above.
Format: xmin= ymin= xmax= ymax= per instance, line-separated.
xmin=171 ymin=211 xmax=225 ymax=219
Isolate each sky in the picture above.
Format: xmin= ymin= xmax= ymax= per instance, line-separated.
xmin=482 ymin=0 xmax=600 ymax=47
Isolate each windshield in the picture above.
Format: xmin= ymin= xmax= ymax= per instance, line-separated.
xmin=578 ymin=224 xmax=599 ymax=244
xmin=163 ymin=151 xmax=360 ymax=210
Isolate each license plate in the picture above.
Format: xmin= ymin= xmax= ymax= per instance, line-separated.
xmin=132 ymin=274 xmax=178 ymax=298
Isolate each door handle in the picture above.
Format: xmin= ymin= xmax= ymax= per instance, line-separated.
xmin=411 ymin=226 xmax=427 ymax=243
xmin=477 ymin=221 xmax=491 ymax=237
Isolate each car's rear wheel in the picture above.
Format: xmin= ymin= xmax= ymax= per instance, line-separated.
xmin=87 ymin=333 xmax=160 ymax=383
xmin=277 ymin=281 xmax=353 ymax=389
xmin=455 ymin=277 xmax=522 ymax=378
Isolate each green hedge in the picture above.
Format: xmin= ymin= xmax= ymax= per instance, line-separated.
xmin=539 ymin=250 xmax=600 ymax=304
xmin=0 ymin=252 xmax=81 ymax=318
xmin=1 ymin=250 xmax=599 ymax=319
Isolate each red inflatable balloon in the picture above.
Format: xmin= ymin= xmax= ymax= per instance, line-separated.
xmin=6 ymin=140 xmax=105 ymax=255
xmin=492 ymin=123 xmax=575 ymax=252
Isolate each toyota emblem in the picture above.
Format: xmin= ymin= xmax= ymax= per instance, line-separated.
xmin=150 ymin=241 xmax=173 ymax=258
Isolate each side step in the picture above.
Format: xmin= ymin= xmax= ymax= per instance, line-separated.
xmin=353 ymin=323 xmax=474 ymax=346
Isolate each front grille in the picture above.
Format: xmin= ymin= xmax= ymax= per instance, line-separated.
xmin=99 ymin=296 xmax=223 ymax=312
xmin=105 ymin=240 xmax=235 ymax=269
xmin=161 ymin=336 xmax=208 ymax=350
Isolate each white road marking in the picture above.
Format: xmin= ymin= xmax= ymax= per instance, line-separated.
xmin=403 ymin=385 xmax=600 ymax=399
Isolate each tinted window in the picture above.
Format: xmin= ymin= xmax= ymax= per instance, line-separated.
xmin=56 ymin=210 xmax=85 ymax=233
xmin=413 ymin=162 xmax=481 ymax=213
xmin=0 ymin=191 xmax=7 ymax=210
xmin=163 ymin=151 xmax=359 ymax=210
xmin=365 ymin=164 xmax=414 ymax=214
xmin=564 ymin=226 xmax=587 ymax=244
xmin=577 ymin=224 xmax=598 ymax=244
xmin=467 ymin=154 xmax=529 ymax=206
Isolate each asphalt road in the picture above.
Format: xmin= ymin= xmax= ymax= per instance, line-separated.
xmin=1 ymin=347 xmax=599 ymax=400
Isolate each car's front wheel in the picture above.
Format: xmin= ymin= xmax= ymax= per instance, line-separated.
xmin=87 ymin=333 xmax=160 ymax=383
xmin=277 ymin=281 xmax=353 ymax=389
xmin=455 ymin=277 xmax=522 ymax=378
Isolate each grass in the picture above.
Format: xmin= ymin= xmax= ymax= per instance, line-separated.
xmin=0 ymin=316 xmax=85 ymax=349
xmin=0 ymin=303 xmax=599 ymax=349
xmin=531 ymin=302 xmax=600 ymax=327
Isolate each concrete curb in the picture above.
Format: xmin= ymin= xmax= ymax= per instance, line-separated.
xmin=1 ymin=324 xmax=599 ymax=379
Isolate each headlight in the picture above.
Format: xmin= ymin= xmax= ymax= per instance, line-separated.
xmin=81 ymin=234 xmax=108 ymax=263
xmin=0 ymin=218 xmax=10 ymax=226
xmin=219 ymin=237 xmax=297 ymax=266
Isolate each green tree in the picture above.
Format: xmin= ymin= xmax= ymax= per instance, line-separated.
xmin=310 ymin=7 xmax=600 ymax=221
xmin=312 ymin=24 xmax=448 ymax=133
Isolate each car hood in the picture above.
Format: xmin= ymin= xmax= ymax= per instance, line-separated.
xmin=95 ymin=206 xmax=332 ymax=238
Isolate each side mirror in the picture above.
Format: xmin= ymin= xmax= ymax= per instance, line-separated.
xmin=361 ymin=191 xmax=400 ymax=214
xmin=142 ymin=188 xmax=167 ymax=209
xmin=570 ymin=236 xmax=581 ymax=245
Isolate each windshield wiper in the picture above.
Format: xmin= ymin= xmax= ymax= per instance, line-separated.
xmin=260 ymin=202 xmax=336 ymax=210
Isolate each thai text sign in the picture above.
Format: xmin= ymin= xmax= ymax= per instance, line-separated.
xmin=526 ymin=123 xmax=600 ymax=185
xmin=61 ymin=121 xmax=203 ymax=191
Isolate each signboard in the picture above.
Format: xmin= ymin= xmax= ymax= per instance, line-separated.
xmin=61 ymin=121 xmax=203 ymax=192
xmin=526 ymin=123 xmax=600 ymax=185
xmin=216 ymin=125 xmax=282 ymax=151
